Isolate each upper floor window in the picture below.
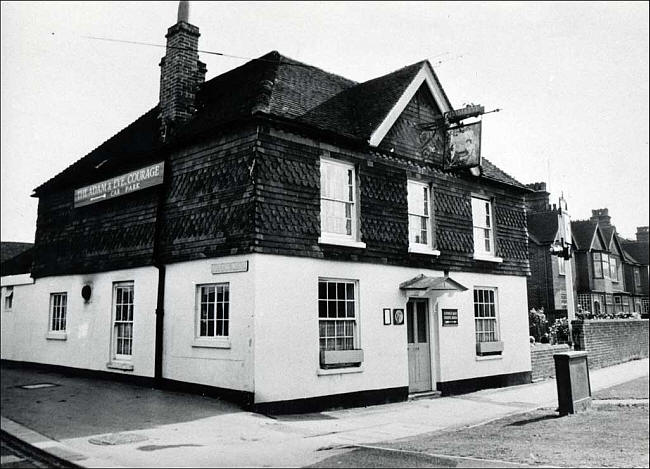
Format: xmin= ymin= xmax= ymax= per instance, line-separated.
xmin=635 ymin=268 xmax=641 ymax=287
xmin=4 ymin=286 xmax=13 ymax=311
xmin=609 ymin=256 xmax=618 ymax=282
xmin=593 ymin=252 xmax=605 ymax=278
xmin=407 ymin=180 xmax=438 ymax=255
xmin=471 ymin=197 xmax=500 ymax=261
xmin=319 ymin=158 xmax=365 ymax=248
xmin=49 ymin=292 xmax=67 ymax=332
xmin=558 ymin=256 xmax=566 ymax=275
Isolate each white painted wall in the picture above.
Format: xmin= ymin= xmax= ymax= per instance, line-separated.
xmin=163 ymin=255 xmax=255 ymax=392
xmin=433 ymin=273 xmax=531 ymax=383
xmin=252 ymin=254 xmax=531 ymax=404
xmin=0 ymin=267 xmax=158 ymax=376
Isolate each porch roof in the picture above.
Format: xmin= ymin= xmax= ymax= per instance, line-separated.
xmin=399 ymin=274 xmax=468 ymax=296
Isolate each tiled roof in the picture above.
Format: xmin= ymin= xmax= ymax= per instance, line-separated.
xmin=34 ymin=50 xmax=525 ymax=195
xmin=479 ymin=158 xmax=528 ymax=189
xmin=620 ymin=239 xmax=649 ymax=265
xmin=1 ymin=242 xmax=33 ymax=263
xmin=33 ymin=107 xmax=162 ymax=195
xmin=527 ymin=211 xmax=558 ymax=245
xmin=0 ymin=246 xmax=33 ymax=276
xmin=571 ymin=220 xmax=597 ymax=251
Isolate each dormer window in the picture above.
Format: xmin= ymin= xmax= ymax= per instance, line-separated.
xmin=318 ymin=158 xmax=365 ymax=249
xmin=407 ymin=180 xmax=439 ymax=255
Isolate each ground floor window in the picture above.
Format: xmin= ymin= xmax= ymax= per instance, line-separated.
xmin=577 ymin=293 xmax=591 ymax=312
xmin=49 ymin=292 xmax=67 ymax=331
xmin=4 ymin=286 xmax=14 ymax=311
xmin=197 ymin=283 xmax=229 ymax=338
xmin=112 ymin=282 xmax=134 ymax=360
xmin=318 ymin=279 xmax=357 ymax=351
xmin=474 ymin=287 xmax=499 ymax=343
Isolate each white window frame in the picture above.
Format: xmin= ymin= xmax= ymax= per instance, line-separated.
xmin=471 ymin=196 xmax=502 ymax=262
xmin=193 ymin=283 xmax=231 ymax=349
xmin=318 ymin=278 xmax=360 ymax=353
xmin=111 ymin=282 xmax=134 ymax=362
xmin=473 ymin=287 xmax=500 ymax=348
xmin=558 ymin=256 xmax=566 ymax=276
xmin=48 ymin=292 xmax=67 ymax=332
xmin=407 ymin=180 xmax=440 ymax=256
xmin=318 ymin=157 xmax=366 ymax=249
xmin=4 ymin=286 xmax=13 ymax=311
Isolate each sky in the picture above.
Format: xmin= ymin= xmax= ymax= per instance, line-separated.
xmin=1 ymin=1 xmax=648 ymax=242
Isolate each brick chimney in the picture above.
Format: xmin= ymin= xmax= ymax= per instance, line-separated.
xmin=636 ymin=226 xmax=649 ymax=243
xmin=159 ymin=1 xmax=207 ymax=141
xmin=590 ymin=208 xmax=611 ymax=228
xmin=524 ymin=182 xmax=550 ymax=213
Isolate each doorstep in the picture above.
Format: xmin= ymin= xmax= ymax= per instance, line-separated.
xmin=408 ymin=390 xmax=442 ymax=401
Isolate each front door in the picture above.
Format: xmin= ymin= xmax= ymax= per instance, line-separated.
xmin=407 ymin=299 xmax=432 ymax=393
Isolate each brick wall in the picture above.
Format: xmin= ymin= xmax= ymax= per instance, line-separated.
xmin=572 ymin=319 xmax=649 ymax=368
xmin=530 ymin=343 xmax=570 ymax=381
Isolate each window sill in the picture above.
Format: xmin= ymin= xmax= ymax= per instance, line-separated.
xmin=408 ymin=245 xmax=440 ymax=256
xmin=473 ymin=254 xmax=504 ymax=263
xmin=475 ymin=354 xmax=503 ymax=361
xmin=46 ymin=332 xmax=67 ymax=341
xmin=192 ymin=338 xmax=231 ymax=349
xmin=106 ymin=361 xmax=134 ymax=371
xmin=317 ymin=366 xmax=364 ymax=376
xmin=318 ymin=236 xmax=366 ymax=249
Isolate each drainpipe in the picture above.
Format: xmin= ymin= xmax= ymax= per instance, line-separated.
xmin=152 ymin=155 xmax=171 ymax=384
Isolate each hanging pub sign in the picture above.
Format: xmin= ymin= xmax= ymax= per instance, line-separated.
xmin=74 ymin=162 xmax=165 ymax=208
xmin=443 ymin=122 xmax=481 ymax=170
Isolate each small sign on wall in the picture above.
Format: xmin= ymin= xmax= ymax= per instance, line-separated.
xmin=383 ymin=308 xmax=392 ymax=325
xmin=442 ymin=308 xmax=459 ymax=326
xmin=393 ymin=308 xmax=405 ymax=325
xmin=211 ymin=261 xmax=248 ymax=275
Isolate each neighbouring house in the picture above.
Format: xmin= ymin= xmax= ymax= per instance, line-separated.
xmin=1 ymin=243 xmax=34 ymax=311
xmin=619 ymin=226 xmax=649 ymax=317
xmin=524 ymin=183 xmax=577 ymax=323
xmin=1 ymin=2 xmax=534 ymax=412
xmin=572 ymin=209 xmax=644 ymax=317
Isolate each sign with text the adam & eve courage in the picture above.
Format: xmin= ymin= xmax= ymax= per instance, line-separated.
xmin=74 ymin=162 xmax=164 ymax=208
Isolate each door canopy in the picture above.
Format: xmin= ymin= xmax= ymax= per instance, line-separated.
xmin=399 ymin=274 xmax=468 ymax=298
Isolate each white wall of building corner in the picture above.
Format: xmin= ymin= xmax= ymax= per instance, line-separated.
xmin=162 ymin=255 xmax=255 ymax=393
xmin=251 ymin=254 xmax=531 ymax=404
xmin=0 ymin=267 xmax=158 ymax=377
xmin=434 ymin=273 xmax=531 ymax=383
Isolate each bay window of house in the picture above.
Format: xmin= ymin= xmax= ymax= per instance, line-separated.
xmin=112 ymin=282 xmax=134 ymax=361
xmin=49 ymin=292 xmax=67 ymax=333
xmin=473 ymin=287 xmax=502 ymax=356
xmin=194 ymin=283 xmax=230 ymax=348
xmin=319 ymin=158 xmax=365 ymax=248
xmin=593 ymin=252 xmax=611 ymax=279
xmin=318 ymin=279 xmax=362 ymax=369
xmin=407 ymin=180 xmax=439 ymax=255
xmin=4 ymin=286 xmax=13 ymax=311
xmin=471 ymin=197 xmax=501 ymax=262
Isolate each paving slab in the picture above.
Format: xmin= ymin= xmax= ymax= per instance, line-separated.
xmin=1 ymin=358 xmax=648 ymax=467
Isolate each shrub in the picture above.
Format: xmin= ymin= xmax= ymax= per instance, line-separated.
xmin=528 ymin=308 xmax=549 ymax=342
xmin=550 ymin=318 xmax=571 ymax=345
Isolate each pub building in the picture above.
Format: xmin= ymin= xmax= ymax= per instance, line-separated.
xmin=0 ymin=2 xmax=534 ymax=413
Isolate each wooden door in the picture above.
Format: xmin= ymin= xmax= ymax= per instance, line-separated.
xmin=407 ymin=299 xmax=432 ymax=393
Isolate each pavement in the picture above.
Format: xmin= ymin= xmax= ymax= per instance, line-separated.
xmin=1 ymin=358 xmax=648 ymax=468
